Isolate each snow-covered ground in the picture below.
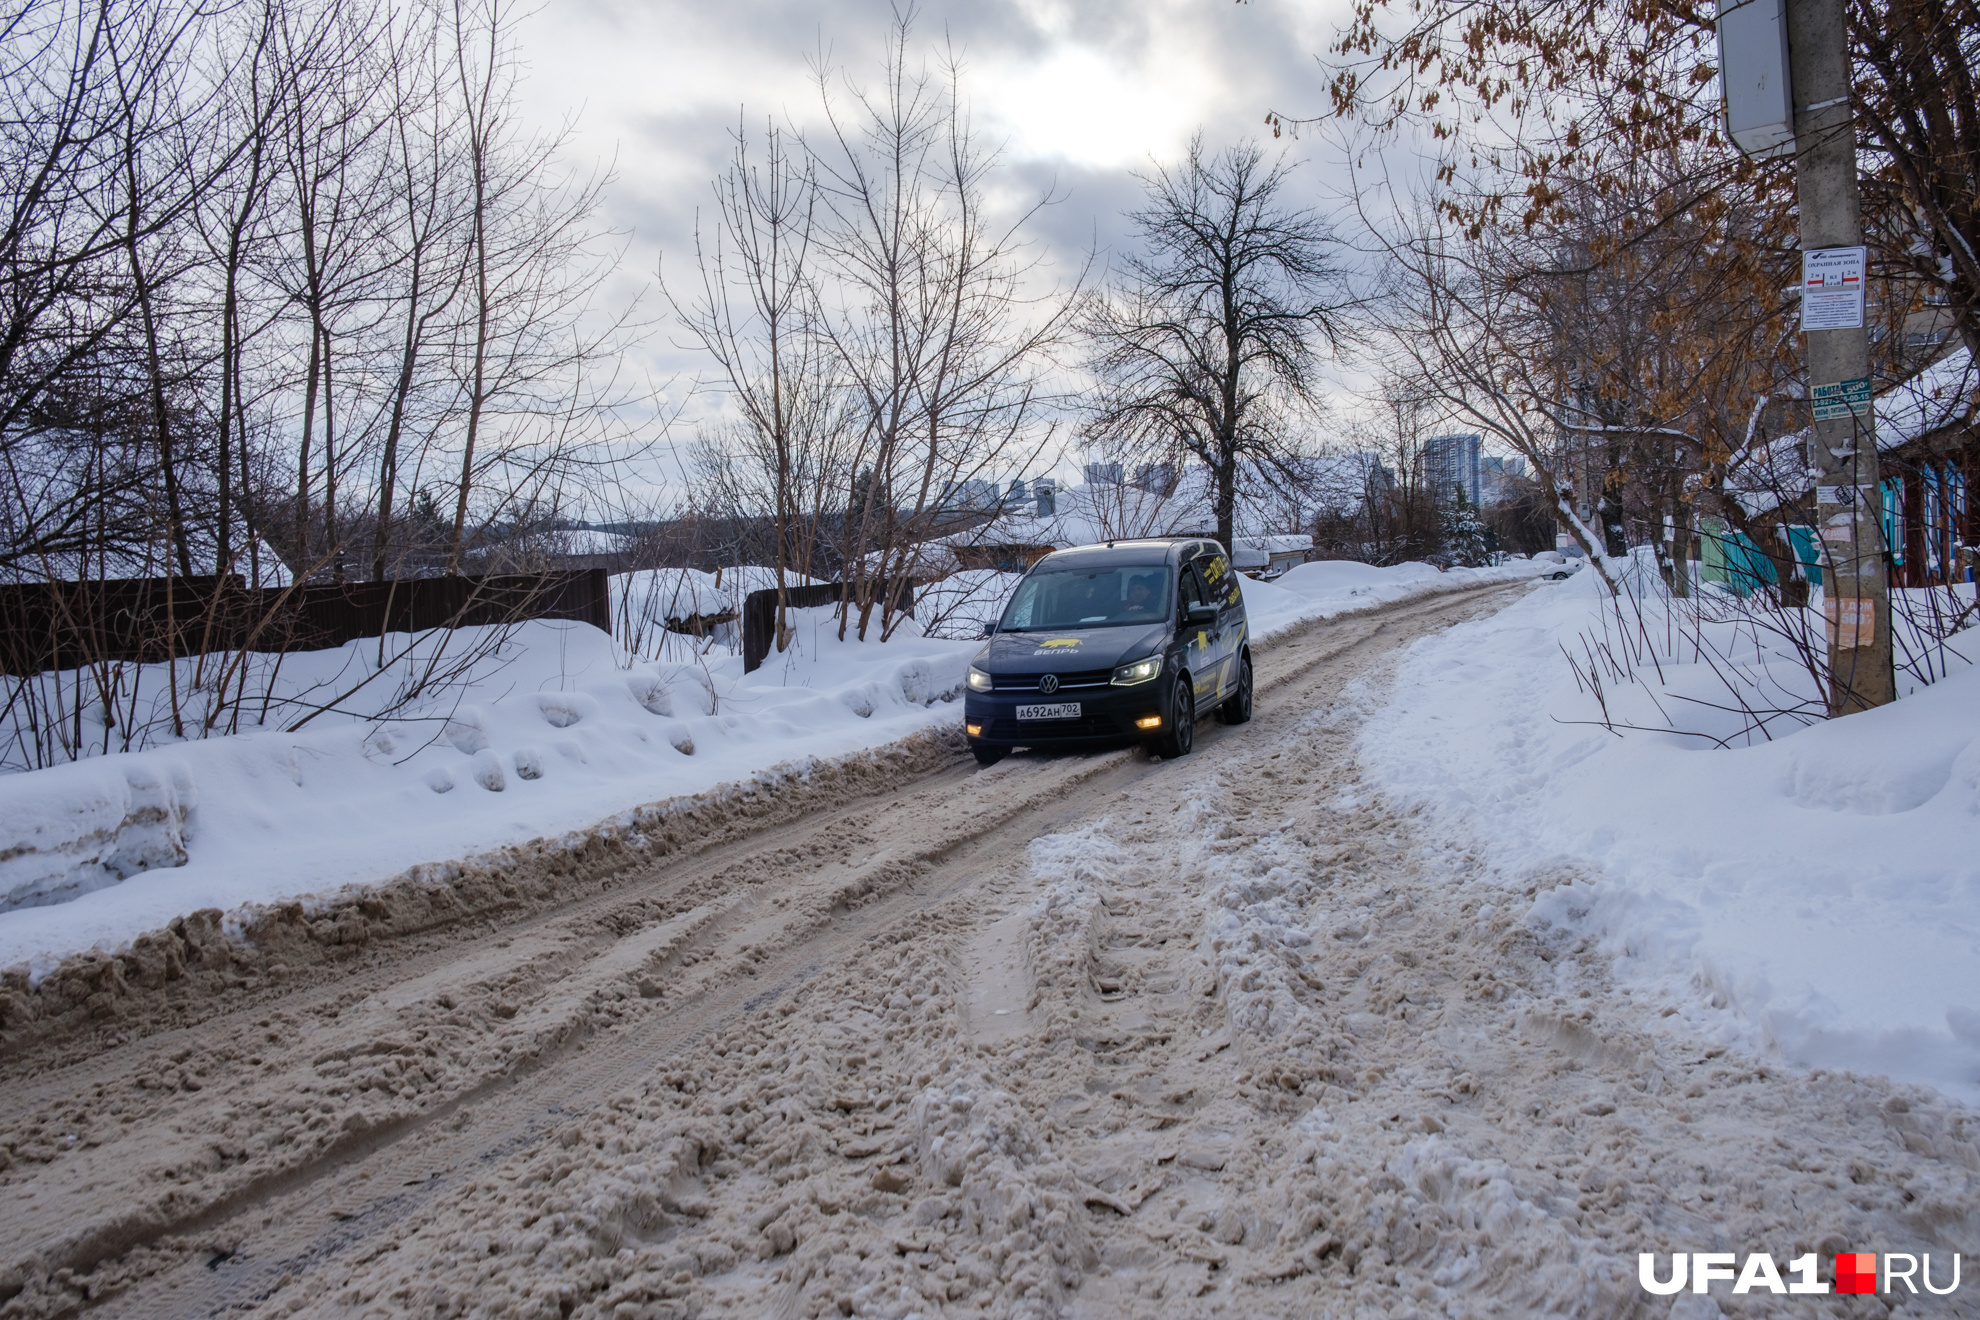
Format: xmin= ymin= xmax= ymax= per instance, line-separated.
xmin=0 ymin=556 xmax=1546 ymax=982
xmin=1239 ymin=557 xmax=1550 ymax=641
xmin=0 ymin=609 xmax=972 ymax=977
xmin=611 ymin=565 xmax=827 ymax=658
xmin=1362 ymin=567 xmax=1980 ymax=1103
xmin=18 ymin=574 xmax=1966 ymax=1320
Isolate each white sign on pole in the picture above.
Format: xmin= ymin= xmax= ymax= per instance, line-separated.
xmin=1802 ymin=246 xmax=1866 ymax=331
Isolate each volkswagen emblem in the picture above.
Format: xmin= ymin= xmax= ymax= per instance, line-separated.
xmin=1038 ymin=673 xmax=1060 ymax=694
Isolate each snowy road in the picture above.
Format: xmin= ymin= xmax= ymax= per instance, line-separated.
xmin=3 ymin=583 xmax=1976 ymax=1319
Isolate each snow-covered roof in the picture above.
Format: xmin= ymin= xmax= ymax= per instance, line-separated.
xmin=930 ymin=477 xmax=1210 ymax=555
xmin=1232 ymin=534 xmax=1313 ymax=568
xmin=464 ymin=527 xmax=637 ymax=563
xmin=1725 ymin=351 xmax=1977 ymax=514
xmin=1723 ymin=433 xmax=1818 ymax=519
xmin=1878 ymin=349 xmax=1978 ymax=451
xmin=552 ymin=528 xmax=637 ymax=557
xmin=0 ymin=533 xmax=293 ymax=588
xmin=900 ymin=464 xmax=1335 ymax=577
xmin=612 ymin=565 xmax=826 ymax=623
xmin=1 ymin=427 xmax=295 ymax=587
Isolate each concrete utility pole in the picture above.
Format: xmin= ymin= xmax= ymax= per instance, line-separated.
xmin=1785 ymin=0 xmax=1895 ymax=711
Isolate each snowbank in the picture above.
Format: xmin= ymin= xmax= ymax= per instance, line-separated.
xmin=0 ymin=608 xmax=974 ymax=976
xmin=913 ymin=569 xmax=1023 ymax=639
xmin=1360 ymin=569 xmax=1980 ymax=1103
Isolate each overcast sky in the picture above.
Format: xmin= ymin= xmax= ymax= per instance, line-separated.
xmin=509 ymin=0 xmax=1369 ymax=506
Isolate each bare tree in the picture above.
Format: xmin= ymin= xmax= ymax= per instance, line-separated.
xmin=668 ymin=118 xmax=826 ymax=651
xmin=1 ymin=3 xmax=189 ymax=580
xmin=808 ymin=15 xmax=1079 ymax=638
xmin=1347 ymin=131 xmax=1804 ymax=595
xmin=366 ymin=7 xmax=468 ymax=583
xmin=441 ymin=0 xmax=626 ymax=576
xmin=1852 ymin=0 xmax=1980 ymax=361
xmin=1307 ymin=382 xmax=1450 ymax=566
xmin=274 ymin=0 xmax=393 ymax=582
xmin=667 ymin=10 xmax=1077 ymax=647
xmin=1 ymin=0 xmax=655 ymax=767
xmin=1309 ymin=0 xmax=1980 ymax=361
xmin=1356 ymin=191 xmax=1619 ymax=587
xmin=196 ymin=5 xmax=268 ymax=582
xmin=1083 ymin=138 xmax=1349 ymax=552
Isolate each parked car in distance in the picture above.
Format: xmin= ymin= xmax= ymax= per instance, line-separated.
xmin=1531 ymin=549 xmax=1584 ymax=581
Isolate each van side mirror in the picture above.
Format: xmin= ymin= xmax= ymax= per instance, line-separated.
xmin=1184 ymin=603 xmax=1218 ymax=626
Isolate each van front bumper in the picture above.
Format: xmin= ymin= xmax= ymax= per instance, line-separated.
xmin=962 ymin=685 xmax=1168 ymax=748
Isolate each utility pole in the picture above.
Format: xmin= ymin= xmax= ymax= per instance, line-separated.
xmin=1785 ymin=0 xmax=1895 ymax=711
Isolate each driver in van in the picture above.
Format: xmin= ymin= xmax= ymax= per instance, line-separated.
xmin=1122 ymin=573 xmax=1160 ymax=617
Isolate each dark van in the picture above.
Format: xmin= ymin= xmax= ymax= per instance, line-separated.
xmin=963 ymin=538 xmax=1253 ymax=766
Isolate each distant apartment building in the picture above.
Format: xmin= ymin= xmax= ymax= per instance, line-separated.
xmin=937 ymin=477 xmax=1003 ymax=510
xmin=1422 ymin=433 xmax=1483 ymax=506
xmin=1131 ymin=462 xmax=1179 ymax=496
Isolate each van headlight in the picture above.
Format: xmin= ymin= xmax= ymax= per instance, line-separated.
xmin=967 ymin=666 xmax=994 ymax=692
xmin=1111 ymin=656 xmax=1162 ymax=686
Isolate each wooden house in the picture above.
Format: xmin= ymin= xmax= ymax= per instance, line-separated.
xmin=1876 ymin=350 xmax=1977 ymax=587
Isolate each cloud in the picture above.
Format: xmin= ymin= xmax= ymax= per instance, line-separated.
xmin=508 ymin=0 xmax=1363 ymax=506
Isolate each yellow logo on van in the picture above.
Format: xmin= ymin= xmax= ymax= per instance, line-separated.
xmin=1037 ymin=638 xmax=1082 ymax=649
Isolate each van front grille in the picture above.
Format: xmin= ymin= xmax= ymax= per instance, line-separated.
xmin=991 ymin=668 xmax=1114 ymax=692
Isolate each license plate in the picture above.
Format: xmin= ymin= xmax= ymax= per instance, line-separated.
xmin=1015 ymin=702 xmax=1081 ymax=721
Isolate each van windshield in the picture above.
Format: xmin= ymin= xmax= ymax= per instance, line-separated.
xmin=998 ymin=566 xmax=1172 ymax=631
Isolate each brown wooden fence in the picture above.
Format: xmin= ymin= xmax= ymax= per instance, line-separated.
xmin=742 ymin=580 xmax=914 ymax=673
xmin=0 ymin=570 xmax=611 ymax=676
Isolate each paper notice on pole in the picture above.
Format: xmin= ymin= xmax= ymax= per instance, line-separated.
xmin=1802 ymin=246 xmax=1866 ymax=331
xmin=1825 ymin=596 xmax=1874 ymax=649
xmin=1811 ymin=378 xmax=1872 ymax=420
